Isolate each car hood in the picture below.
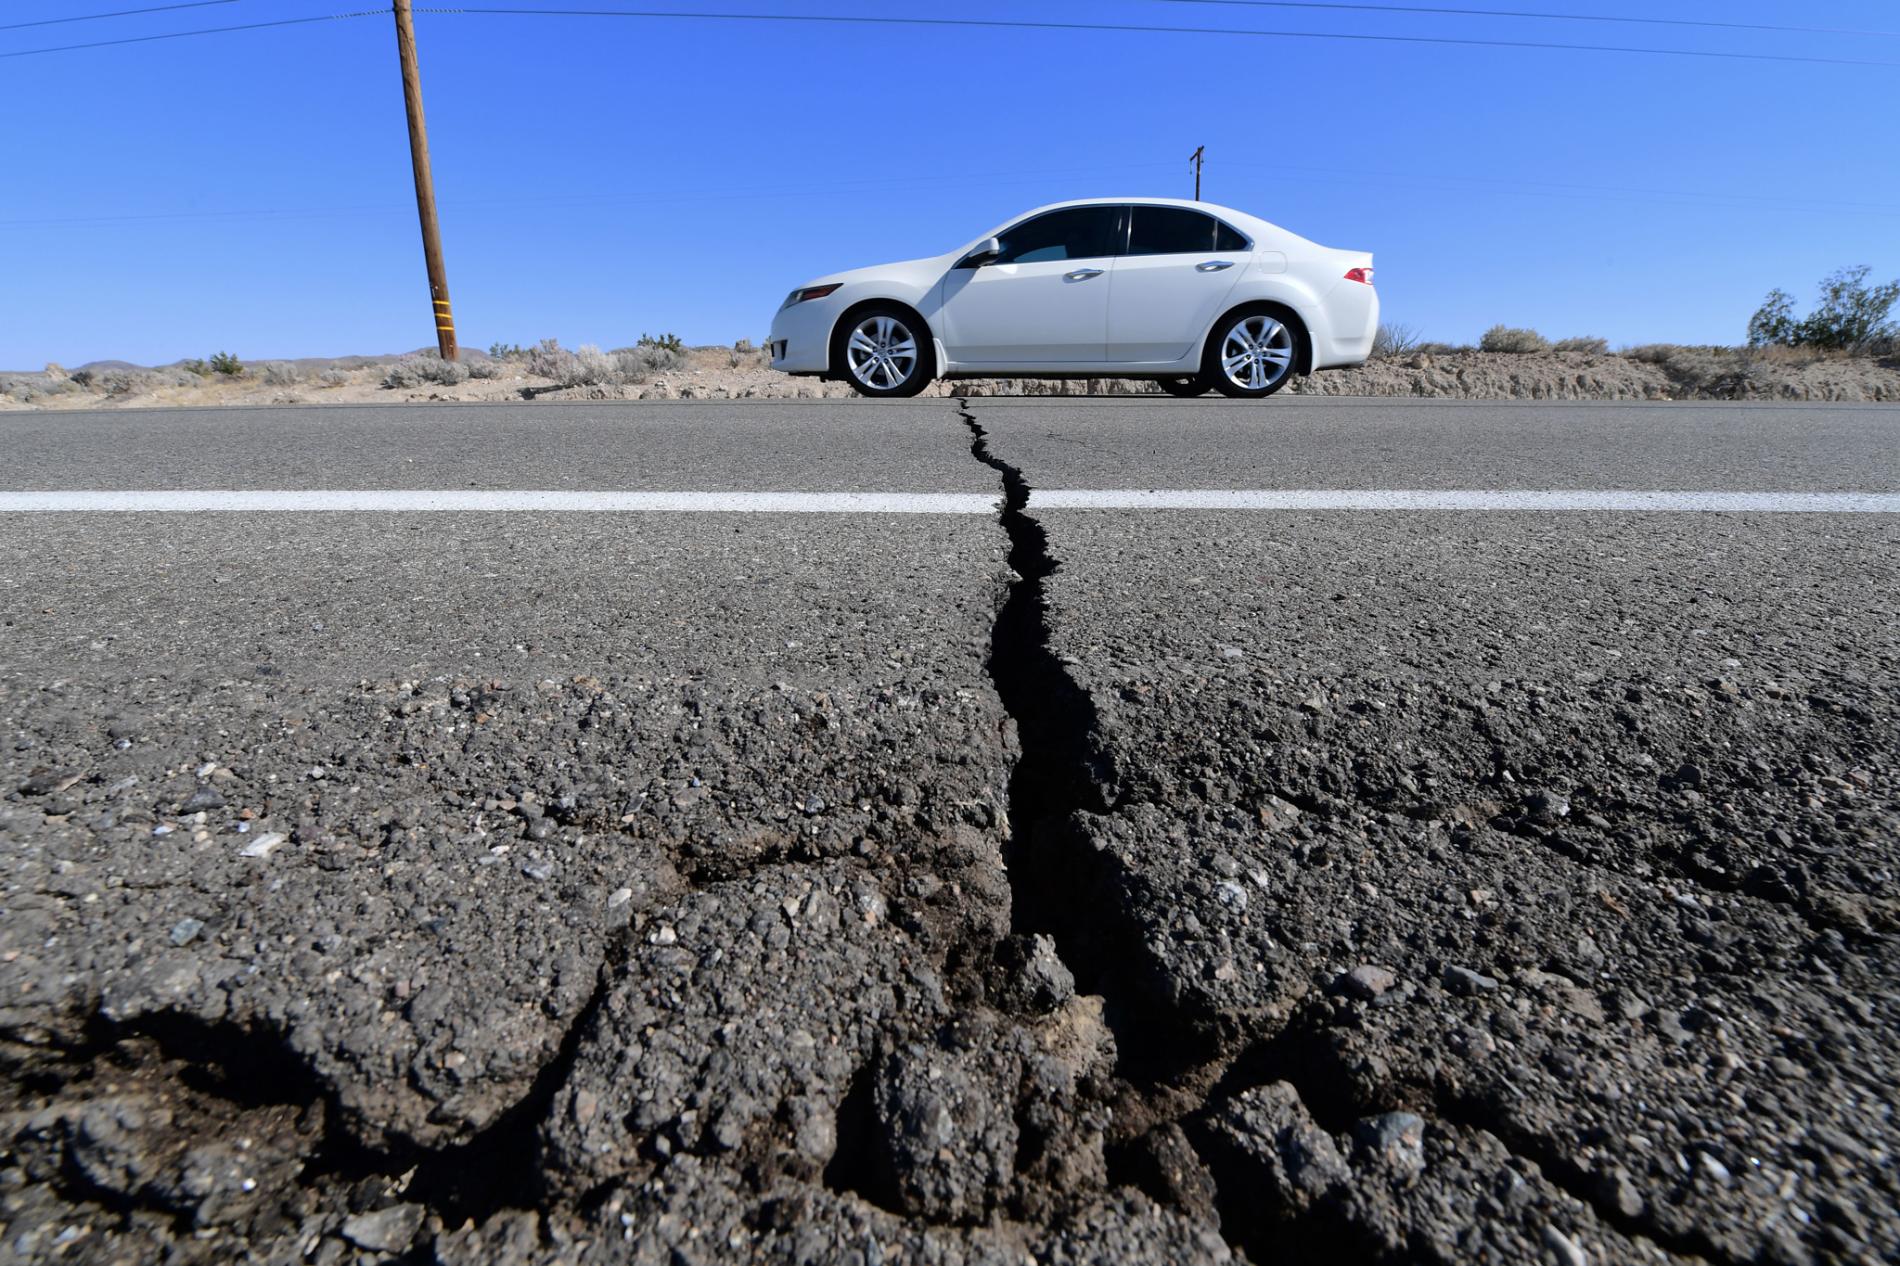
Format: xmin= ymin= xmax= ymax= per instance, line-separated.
xmin=798 ymin=253 xmax=955 ymax=290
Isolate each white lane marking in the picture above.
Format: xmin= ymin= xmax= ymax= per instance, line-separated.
xmin=0 ymin=491 xmax=1001 ymax=514
xmin=1 ymin=490 xmax=1897 ymax=514
xmin=1029 ymin=489 xmax=1900 ymax=512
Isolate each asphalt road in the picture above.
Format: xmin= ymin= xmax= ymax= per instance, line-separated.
xmin=2 ymin=398 xmax=1895 ymax=1265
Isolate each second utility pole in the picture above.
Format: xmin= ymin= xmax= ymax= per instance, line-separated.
xmin=1189 ymin=145 xmax=1204 ymax=201
xmin=393 ymin=0 xmax=457 ymax=360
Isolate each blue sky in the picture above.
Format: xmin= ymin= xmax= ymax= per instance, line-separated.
xmin=3 ymin=0 xmax=1897 ymax=366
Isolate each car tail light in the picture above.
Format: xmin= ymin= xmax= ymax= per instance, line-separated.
xmin=784 ymin=283 xmax=842 ymax=307
xmin=1343 ymin=267 xmax=1374 ymax=285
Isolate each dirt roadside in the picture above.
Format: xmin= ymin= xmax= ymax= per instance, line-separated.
xmin=5 ymin=344 xmax=1897 ymax=410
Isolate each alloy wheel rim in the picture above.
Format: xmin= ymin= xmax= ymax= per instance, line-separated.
xmin=846 ymin=315 xmax=918 ymax=390
xmin=1220 ymin=316 xmax=1293 ymax=391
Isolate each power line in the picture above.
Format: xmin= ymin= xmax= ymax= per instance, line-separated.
xmin=411 ymin=8 xmax=1900 ymax=69
xmin=1139 ymin=0 xmax=1900 ymax=41
xmin=0 ymin=1 xmax=241 ymax=32
xmin=0 ymin=9 xmax=380 ymax=57
xmin=8 ymin=3 xmax=1896 ymax=65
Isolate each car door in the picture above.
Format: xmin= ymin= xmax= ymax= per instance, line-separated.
xmin=937 ymin=205 xmax=1122 ymax=365
xmin=1106 ymin=206 xmax=1251 ymax=364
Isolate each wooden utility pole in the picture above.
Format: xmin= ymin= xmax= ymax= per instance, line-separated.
xmin=392 ymin=0 xmax=456 ymax=360
xmin=1189 ymin=145 xmax=1204 ymax=201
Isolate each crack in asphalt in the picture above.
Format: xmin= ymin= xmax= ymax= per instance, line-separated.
xmin=957 ymin=398 xmax=1290 ymax=1259
xmin=953 ymin=398 xmax=1736 ymax=1266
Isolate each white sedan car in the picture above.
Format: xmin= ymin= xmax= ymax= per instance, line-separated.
xmin=769 ymin=197 xmax=1376 ymax=399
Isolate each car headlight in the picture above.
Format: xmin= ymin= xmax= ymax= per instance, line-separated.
xmin=782 ymin=283 xmax=842 ymax=308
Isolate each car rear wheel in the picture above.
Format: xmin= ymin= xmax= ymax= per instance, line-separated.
xmin=1207 ymin=310 xmax=1298 ymax=399
xmin=1155 ymin=377 xmax=1208 ymax=398
xmin=834 ymin=307 xmax=932 ymax=398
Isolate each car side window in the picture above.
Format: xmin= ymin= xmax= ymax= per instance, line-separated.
xmin=1127 ymin=206 xmax=1222 ymax=256
xmin=993 ymin=206 xmax=1122 ymax=265
xmin=1214 ymin=219 xmax=1250 ymax=252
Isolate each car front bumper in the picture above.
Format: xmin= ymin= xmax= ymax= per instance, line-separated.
xmin=768 ymin=297 xmax=838 ymax=375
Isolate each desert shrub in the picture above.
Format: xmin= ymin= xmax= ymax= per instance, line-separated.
xmin=1371 ymin=322 xmax=1422 ymax=359
xmin=638 ymin=331 xmax=685 ymax=354
xmin=99 ymin=369 xmax=158 ymax=397
xmin=1741 ymin=342 xmax=1825 ymax=369
xmin=1552 ymin=336 xmax=1609 ymax=355
xmin=613 ymin=342 xmax=685 ymax=377
xmin=1749 ymin=265 xmax=1899 ymax=352
xmin=487 ymin=341 xmax=528 ymax=361
xmin=521 ymin=338 xmax=682 ymax=387
xmin=526 ymin=338 xmax=576 ymax=381
xmin=467 ymin=358 xmax=503 ymax=379
xmin=317 ymin=368 xmax=350 ymax=388
xmin=382 ymin=354 xmax=470 ymax=388
xmin=734 ymin=337 xmax=755 ymax=354
xmin=208 ymin=351 xmax=242 ymax=376
xmin=1479 ymin=325 xmax=1549 ymax=354
xmin=178 ymin=358 xmax=211 ymax=377
xmin=1415 ymin=341 xmax=1473 ymax=356
xmin=259 ymin=361 xmax=302 ymax=386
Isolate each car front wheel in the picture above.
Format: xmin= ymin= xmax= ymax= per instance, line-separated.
xmin=1207 ymin=310 xmax=1299 ymax=399
xmin=834 ymin=308 xmax=932 ymax=398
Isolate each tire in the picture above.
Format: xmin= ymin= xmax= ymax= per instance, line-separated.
xmin=1205 ymin=308 xmax=1301 ymax=399
xmin=1155 ymin=376 xmax=1208 ymax=398
xmin=832 ymin=306 xmax=933 ymax=398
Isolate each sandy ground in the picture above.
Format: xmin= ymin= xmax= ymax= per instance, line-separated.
xmin=5 ymin=344 xmax=1898 ymax=410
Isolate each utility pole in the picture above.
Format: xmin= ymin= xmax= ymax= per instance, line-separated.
xmin=1189 ymin=145 xmax=1204 ymax=201
xmin=392 ymin=0 xmax=456 ymax=360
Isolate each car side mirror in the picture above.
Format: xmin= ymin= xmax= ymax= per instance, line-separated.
xmin=958 ymin=237 xmax=1002 ymax=268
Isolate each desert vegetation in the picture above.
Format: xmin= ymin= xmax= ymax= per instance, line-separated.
xmin=7 ymin=276 xmax=1899 ymax=409
xmin=1748 ymin=264 xmax=1898 ymax=353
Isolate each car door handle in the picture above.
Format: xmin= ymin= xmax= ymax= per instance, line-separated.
xmin=1196 ymin=260 xmax=1236 ymax=272
xmin=1064 ymin=268 xmax=1105 ymax=281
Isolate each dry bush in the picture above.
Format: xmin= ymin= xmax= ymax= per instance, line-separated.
xmin=69 ymin=367 xmax=181 ymax=397
xmin=317 ymin=368 xmax=350 ymax=388
xmin=1742 ymin=343 xmax=1827 ymax=369
xmin=1 ymin=373 xmax=78 ymax=403
xmin=1479 ymin=325 xmax=1549 ymax=354
xmin=526 ymin=338 xmax=578 ymax=382
xmin=259 ymin=361 xmax=302 ymax=386
xmin=1415 ymin=342 xmax=1474 ymax=356
xmin=527 ymin=338 xmax=682 ymax=386
xmin=467 ymin=358 xmax=503 ymax=379
xmin=612 ymin=342 xmax=686 ymax=378
xmin=1619 ymin=344 xmax=1680 ymax=364
xmin=1551 ymin=336 xmax=1609 ymax=355
xmin=1371 ymin=322 xmax=1423 ymax=359
xmin=383 ymin=354 xmax=470 ymax=388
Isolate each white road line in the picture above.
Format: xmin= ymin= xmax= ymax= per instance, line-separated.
xmin=1029 ymin=490 xmax=1900 ymax=512
xmin=1 ymin=490 xmax=1897 ymax=514
xmin=0 ymin=491 xmax=1001 ymax=514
